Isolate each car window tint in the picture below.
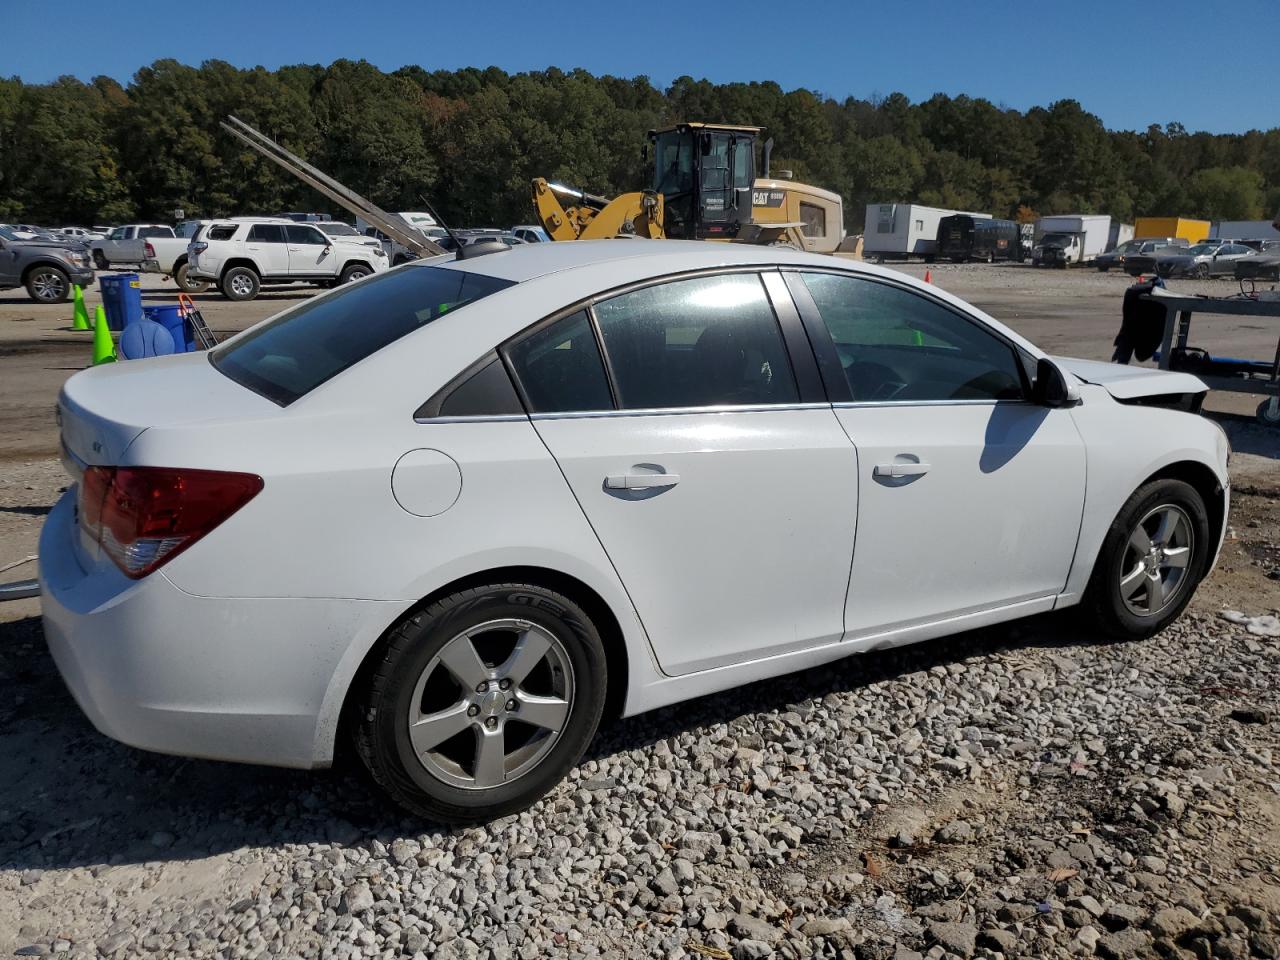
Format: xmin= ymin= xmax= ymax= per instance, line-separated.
xmin=212 ymin=266 xmax=514 ymax=406
xmin=593 ymin=273 xmax=798 ymax=409
xmin=800 ymin=272 xmax=1025 ymax=403
xmin=506 ymin=311 xmax=613 ymax=414
xmin=287 ymin=225 xmax=327 ymax=245
xmin=139 ymin=226 xmax=172 ymax=238
xmin=248 ymin=224 xmax=286 ymax=243
xmin=207 ymin=225 xmax=237 ymax=241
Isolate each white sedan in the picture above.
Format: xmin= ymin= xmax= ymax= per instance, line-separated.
xmin=41 ymin=240 xmax=1229 ymax=822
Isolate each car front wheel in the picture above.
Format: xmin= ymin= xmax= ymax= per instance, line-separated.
xmin=1084 ymin=478 xmax=1211 ymax=639
xmin=354 ymin=583 xmax=607 ymax=823
xmin=26 ymin=265 xmax=71 ymax=303
xmin=339 ymin=264 xmax=371 ymax=284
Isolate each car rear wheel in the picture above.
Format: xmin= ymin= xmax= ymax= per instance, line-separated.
xmin=26 ymin=265 xmax=71 ymax=303
xmin=92 ymin=250 xmax=108 ymax=270
xmin=1193 ymin=263 xmax=1210 ymax=280
xmin=354 ymin=583 xmax=607 ymax=823
xmin=220 ymin=266 xmax=260 ymax=301
xmin=1083 ymin=478 xmax=1210 ymax=640
xmin=174 ymin=261 xmax=210 ymax=294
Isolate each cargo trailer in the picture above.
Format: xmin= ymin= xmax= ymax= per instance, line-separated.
xmin=1210 ymin=220 xmax=1280 ymax=242
xmin=1134 ymin=217 xmax=1210 ymax=244
xmin=863 ymin=203 xmax=990 ymax=261
xmin=936 ymin=215 xmax=1023 ymax=262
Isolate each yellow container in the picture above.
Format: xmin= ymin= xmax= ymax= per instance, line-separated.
xmin=1134 ymin=217 xmax=1210 ymax=244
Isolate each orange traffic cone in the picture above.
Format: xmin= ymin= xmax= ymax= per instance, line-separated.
xmin=924 ymin=269 xmax=933 ymax=284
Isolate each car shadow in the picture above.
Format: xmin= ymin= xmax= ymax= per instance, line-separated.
xmin=0 ymin=607 xmax=1108 ymax=873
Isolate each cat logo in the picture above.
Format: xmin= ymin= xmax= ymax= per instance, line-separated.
xmin=752 ymin=189 xmax=786 ymax=208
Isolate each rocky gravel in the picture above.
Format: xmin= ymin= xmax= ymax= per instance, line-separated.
xmin=3 ymin=590 xmax=1279 ymax=958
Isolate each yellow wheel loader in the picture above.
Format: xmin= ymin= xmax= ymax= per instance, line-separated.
xmin=531 ymin=122 xmax=845 ymax=253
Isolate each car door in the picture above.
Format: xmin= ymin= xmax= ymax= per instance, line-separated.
xmin=285 ymin=224 xmax=332 ymax=276
xmin=788 ymin=270 xmax=1086 ymax=642
xmin=505 ymin=271 xmax=860 ymax=677
xmin=245 ymin=224 xmax=289 ymax=277
xmin=1213 ymin=244 xmax=1249 ymax=275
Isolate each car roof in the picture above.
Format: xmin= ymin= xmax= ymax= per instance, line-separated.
xmin=411 ymin=238 xmax=829 ymax=284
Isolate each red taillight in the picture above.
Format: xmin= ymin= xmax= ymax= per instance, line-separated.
xmin=78 ymin=467 xmax=263 ymax=579
xmin=144 ymin=241 xmax=156 ymax=258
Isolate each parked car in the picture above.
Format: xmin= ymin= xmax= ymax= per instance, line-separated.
xmin=511 ymin=224 xmax=551 ymax=244
xmin=0 ymin=224 xmax=95 ymax=302
xmin=435 ymin=230 xmax=526 ymax=252
xmin=90 ymin=224 xmax=179 ymax=269
xmin=41 ymin=241 xmax=1229 ymax=822
xmin=1127 ymin=241 xmax=1256 ymax=279
xmin=187 ymin=218 xmax=389 ymax=300
xmin=1234 ymin=240 xmax=1280 ymax=281
xmin=57 ymin=226 xmax=105 ymax=242
xmin=1095 ymin=238 xmax=1188 ymax=272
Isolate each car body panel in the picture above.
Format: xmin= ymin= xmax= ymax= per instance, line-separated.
xmin=39 ymin=240 xmax=1231 ymax=770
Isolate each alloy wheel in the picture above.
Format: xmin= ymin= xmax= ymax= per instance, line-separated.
xmin=31 ymin=269 xmax=67 ymax=302
xmin=407 ymin=618 xmax=574 ymax=790
xmin=344 ymin=269 xmax=369 ymax=282
xmin=229 ymin=274 xmax=254 ymax=297
xmin=1118 ymin=504 xmax=1195 ymax=617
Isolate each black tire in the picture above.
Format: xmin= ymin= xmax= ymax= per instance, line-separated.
xmin=26 ymin=264 xmax=71 ymax=303
xmin=1193 ymin=263 xmax=1210 ymax=280
xmin=174 ymin=260 xmax=209 ymax=294
xmin=220 ymin=265 xmax=260 ymax=301
xmin=354 ymin=583 xmax=607 ymax=823
xmin=339 ymin=263 xmax=372 ymax=285
xmin=1082 ymin=478 xmax=1211 ymax=640
xmin=92 ymin=250 xmax=108 ymax=270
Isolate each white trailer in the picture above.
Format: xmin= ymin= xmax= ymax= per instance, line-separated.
xmin=863 ymin=203 xmax=991 ymax=261
xmin=1032 ymin=214 xmax=1111 ymax=266
xmin=1210 ymin=220 xmax=1280 ymax=241
xmin=1108 ymin=222 xmax=1134 ymax=250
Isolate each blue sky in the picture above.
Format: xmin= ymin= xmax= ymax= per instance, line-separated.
xmin=6 ymin=0 xmax=1277 ymax=134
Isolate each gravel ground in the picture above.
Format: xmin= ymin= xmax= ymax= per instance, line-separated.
xmin=1 ymin=439 xmax=1279 ymax=959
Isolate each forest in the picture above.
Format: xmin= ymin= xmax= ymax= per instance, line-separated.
xmin=1 ymin=59 xmax=1278 ymax=232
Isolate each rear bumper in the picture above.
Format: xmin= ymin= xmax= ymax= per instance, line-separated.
xmin=38 ymin=492 xmax=396 ymax=769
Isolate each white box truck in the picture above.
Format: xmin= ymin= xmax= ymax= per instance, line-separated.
xmin=863 ymin=203 xmax=991 ymax=261
xmin=1032 ymin=214 xmax=1112 ymax=267
xmin=1108 ymin=222 xmax=1135 ymax=250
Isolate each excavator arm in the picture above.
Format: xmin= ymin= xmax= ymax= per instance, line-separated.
xmin=531 ymin=179 xmax=664 ymax=240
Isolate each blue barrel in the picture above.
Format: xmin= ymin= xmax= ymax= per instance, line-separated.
xmin=99 ymin=273 xmax=143 ymax=332
xmin=142 ymin=304 xmax=195 ymax=353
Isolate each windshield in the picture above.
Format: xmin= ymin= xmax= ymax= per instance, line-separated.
xmin=1042 ymin=233 xmax=1072 ymax=245
xmin=652 ymin=131 xmax=694 ymax=195
xmin=0 ymin=226 xmax=17 ymax=241
xmin=212 ymin=266 xmax=515 ymax=405
xmin=1113 ymin=241 xmax=1140 ymax=254
xmin=318 ymin=222 xmax=358 ymax=237
xmin=1185 ymin=244 xmax=1216 ymax=255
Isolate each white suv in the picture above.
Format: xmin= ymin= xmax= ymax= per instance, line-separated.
xmin=188 ymin=218 xmax=388 ymax=301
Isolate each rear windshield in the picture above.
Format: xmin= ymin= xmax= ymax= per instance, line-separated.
xmin=211 ymin=266 xmax=514 ymax=405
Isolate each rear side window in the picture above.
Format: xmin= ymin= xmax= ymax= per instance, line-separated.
xmin=505 ymin=311 xmax=613 ymax=414
xmin=212 ymin=266 xmax=514 ymax=405
xmin=593 ymin=273 xmax=798 ymax=409
xmin=205 ymin=224 xmax=237 ymax=241
xmin=248 ymin=224 xmax=286 ymax=243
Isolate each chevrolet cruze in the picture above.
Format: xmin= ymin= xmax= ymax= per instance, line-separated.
xmin=41 ymin=240 xmax=1229 ymax=822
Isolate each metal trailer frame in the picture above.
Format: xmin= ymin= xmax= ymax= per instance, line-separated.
xmin=1143 ymin=288 xmax=1280 ymax=424
xmin=218 ymin=116 xmax=446 ymax=260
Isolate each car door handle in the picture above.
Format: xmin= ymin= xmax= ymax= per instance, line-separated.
xmin=605 ymin=472 xmax=680 ymax=490
xmin=874 ymin=461 xmax=930 ymax=478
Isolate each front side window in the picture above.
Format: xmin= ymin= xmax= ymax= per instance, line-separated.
xmin=213 ymin=266 xmax=513 ymax=405
xmin=287 ymin=225 xmax=328 ymax=245
xmin=800 ymin=272 xmax=1025 ymax=403
xmin=505 ymin=311 xmax=612 ymax=414
xmin=594 ymin=273 xmax=798 ymax=409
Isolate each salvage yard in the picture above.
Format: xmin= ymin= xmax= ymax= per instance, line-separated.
xmin=2 ymin=263 xmax=1279 ymax=959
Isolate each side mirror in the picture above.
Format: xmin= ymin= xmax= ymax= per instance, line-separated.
xmin=1033 ymin=357 xmax=1079 ymax=408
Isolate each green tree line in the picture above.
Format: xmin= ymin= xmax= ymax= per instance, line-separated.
xmin=2 ymin=59 xmax=1278 ymax=232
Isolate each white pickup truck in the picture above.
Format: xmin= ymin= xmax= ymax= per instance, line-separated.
xmin=94 ymin=222 xmax=210 ymax=292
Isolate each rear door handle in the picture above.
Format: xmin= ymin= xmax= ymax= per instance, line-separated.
xmin=874 ymin=461 xmax=930 ymax=478
xmin=605 ymin=472 xmax=680 ymax=490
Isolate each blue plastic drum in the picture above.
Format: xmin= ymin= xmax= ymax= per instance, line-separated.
xmin=142 ymin=304 xmax=195 ymax=352
xmin=99 ymin=273 xmax=143 ymax=332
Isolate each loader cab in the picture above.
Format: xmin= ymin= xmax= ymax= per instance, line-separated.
xmin=649 ymin=123 xmax=759 ymax=240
